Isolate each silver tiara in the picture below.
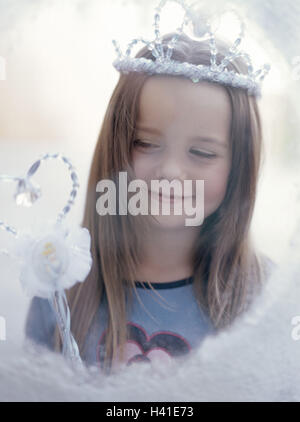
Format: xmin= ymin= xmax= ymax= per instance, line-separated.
xmin=112 ymin=0 xmax=271 ymax=97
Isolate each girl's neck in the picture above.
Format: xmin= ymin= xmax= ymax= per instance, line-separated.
xmin=135 ymin=225 xmax=199 ymax=283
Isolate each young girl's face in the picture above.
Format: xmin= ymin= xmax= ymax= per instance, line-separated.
xmin=131 ymin=75 xmax=232 ymax=230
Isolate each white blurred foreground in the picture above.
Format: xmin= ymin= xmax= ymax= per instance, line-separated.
xmin=0 ymin=250 xmax=300 ymax=401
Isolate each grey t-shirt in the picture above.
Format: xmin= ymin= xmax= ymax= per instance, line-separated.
xmin=24 ymin=276 xmax=216 ymax=369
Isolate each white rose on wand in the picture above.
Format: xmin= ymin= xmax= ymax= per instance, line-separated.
xmin=12 ymin=221 xmax=92 ymax=298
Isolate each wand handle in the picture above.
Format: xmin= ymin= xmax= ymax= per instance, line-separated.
xmin=49 ymin=291 xmax=83 ymax=368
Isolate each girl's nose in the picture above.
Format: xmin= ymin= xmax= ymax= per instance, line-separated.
xmin=154 ymin=155 xmax=187 ymax=181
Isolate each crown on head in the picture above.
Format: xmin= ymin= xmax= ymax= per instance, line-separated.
xmin=112 ymin=0 xmax=270 ymax=97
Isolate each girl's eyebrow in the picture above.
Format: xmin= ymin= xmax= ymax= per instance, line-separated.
xmin=136 ymin=126 xmax=227 ymax=149
xmin=136 ymin=125 xmax=162 ymax=135
xmin=190 ymin=136 xmax=228 ymax=149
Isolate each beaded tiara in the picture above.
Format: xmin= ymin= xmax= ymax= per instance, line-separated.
xmin=112 ymin=0 xmax=270 ymax=97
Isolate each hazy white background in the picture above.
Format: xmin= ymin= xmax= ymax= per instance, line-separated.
xmin=0 ymin=0 xmax=300 ymax=401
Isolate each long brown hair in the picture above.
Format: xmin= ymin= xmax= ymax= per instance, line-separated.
xmin=54 ymin=32 xmax=270 ymax=370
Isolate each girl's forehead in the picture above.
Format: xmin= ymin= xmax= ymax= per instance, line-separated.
xmin=137 ymin=76 xmax=232 ymax=140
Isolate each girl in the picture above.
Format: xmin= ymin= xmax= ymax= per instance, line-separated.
xmin=25 ymin=30 xmax=275 ymax=374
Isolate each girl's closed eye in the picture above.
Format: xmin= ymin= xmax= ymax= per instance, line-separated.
xmin=190 ymin=148 xmax=217 ymax=159
xmin=133 ymin=140 xmax=218 ymax=160
xmin=133 ymin=139 xmax=160 ymax=150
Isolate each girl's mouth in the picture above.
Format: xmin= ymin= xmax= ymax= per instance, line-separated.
xmin=149 ymin=190 xmax=194 ymax=203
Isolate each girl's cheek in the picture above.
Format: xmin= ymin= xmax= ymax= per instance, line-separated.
xmin=202 ymin=161 xmax=231 ymax=201
xmin=131 ymin=153 xmax=143 ymax=177
xmin=132 ymin=154 xmax=155 ymax=179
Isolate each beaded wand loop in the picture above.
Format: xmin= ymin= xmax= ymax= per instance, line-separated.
xmin=0 ymin=153 xmax=92 ymax=368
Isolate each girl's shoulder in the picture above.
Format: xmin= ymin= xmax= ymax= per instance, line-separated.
xmin=243 ymin=252 xmax=277 ymax=313
xmin=24 ymin=296 xmax=57 ymax=352
xmin=258 ymin=252 xmax=278 ymax=281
